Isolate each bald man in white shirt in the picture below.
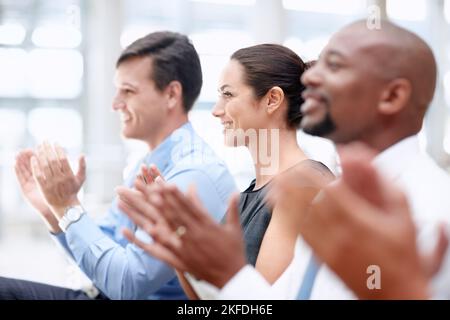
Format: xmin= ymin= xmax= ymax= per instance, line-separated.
xmin=117 ymin=19 xmax=450 ymax=300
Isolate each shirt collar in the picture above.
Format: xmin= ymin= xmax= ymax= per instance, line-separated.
xmin=372 ymin=135 xmax=421 ymax=181
xmin=143 ymin=121 xmax=194 ymax=174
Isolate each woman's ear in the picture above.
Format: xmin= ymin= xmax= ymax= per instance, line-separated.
xmin=266 ymin=86 xmax=284 ymax=115
xmin=378 ymin=78 xmax=412 ymax=115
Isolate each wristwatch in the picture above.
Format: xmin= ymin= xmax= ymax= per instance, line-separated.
xmin=59 ymin=205 xmax=86 ymax=232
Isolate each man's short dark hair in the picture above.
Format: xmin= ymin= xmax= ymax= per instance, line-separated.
xmin=117 ymin=31 xmax=202 ymax=113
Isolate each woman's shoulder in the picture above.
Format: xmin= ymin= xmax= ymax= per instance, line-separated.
xmin=292 ymin=159 xmax=335 ymax=179
xmin=242 ymin=179 xmax=257 ymax=193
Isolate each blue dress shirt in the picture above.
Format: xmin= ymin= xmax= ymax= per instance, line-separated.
xmin=53 ymin=122 xmax=237 ymax=299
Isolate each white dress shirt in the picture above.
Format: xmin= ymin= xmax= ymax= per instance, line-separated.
xmin=190 ymin=135 xmax=450 ymax=300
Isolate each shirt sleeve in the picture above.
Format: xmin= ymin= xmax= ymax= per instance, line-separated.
xmin=216 ymin=237 xmax=312 ymax=300
xmin=49 ymin=197 xmax=129 ymax=260
xmin=62 ymin=169 xmax=227 ymax=300
xmin=187 ymin=266 xmax=296 ymax=300
xmin=51 ymin=232 xmax=74 ymax=260
xmin=218 ymin=265 xmax=284 ymax=300
xmin=165 ymin=168 xmax=230 ymax=222
xmin=64 ymin=213 xmax=175 ymax=299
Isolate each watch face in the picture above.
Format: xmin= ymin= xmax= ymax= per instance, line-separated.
xmin=67 ymin=208 xmax=82 ymax=221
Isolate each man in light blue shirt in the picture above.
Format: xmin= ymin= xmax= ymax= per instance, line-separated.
xmin=6 ymin=31 xmax=236 ymax=300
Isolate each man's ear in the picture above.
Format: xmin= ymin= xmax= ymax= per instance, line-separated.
xmin=266 ymin=86 xmax=284 ymax=115
xmin=166 ymin=81 xmax=183 ymax=110
xmin=378 ymin=78 xmax=412 ymax=115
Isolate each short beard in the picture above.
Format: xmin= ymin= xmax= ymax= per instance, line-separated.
xmin=302 ymin=112 xmax=336 ymax=137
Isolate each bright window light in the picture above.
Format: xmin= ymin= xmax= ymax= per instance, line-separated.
xmin=190 ymin=29 xmax=254 ymax=56
xmin=27 ymin=49 xmax=83 ymax=99
xmin=444 ymin=119 xmax=450 ymax=154
xmin=191 ymin=29 xmax=254 ymax=102
xmin=305 ymin=37 xmax=331 ymax=60
xmin=0 ymin=23 xmax=26 ymax=45
xmin=284 ymin=37 xmax=307 ymax=60
xmin=283 ymin=0 xmax=366 ymax=15
xmin=0 ymin=109 xmax=26 ymax=147
xmin=387 ymin=0 xmax=427 ymax=21
xmin=448 ymin=45 xmax=450 ymax=62
xmin=120 ymin=25 xmax=167 ymax=48
xmin=284 ymin=36 xmax=330 ymax=61
xmin=445 ymin=0 xmax=450 ymax=24
xmin=0 ymin=48 xmax=27 ymax=97
xmin=418 ymin=125 xmax=428 ymax=151
xmin=198 ymin=54 xmax=229 ymax=102
xmin=32 ymin=25 xmax=82 ymax=48
xmin=444 ymin=71 xmax=450 ymax=109
xmin=191 ymin=0 xmax=255 ymax=6
xmin=28 ymin=108 xmax=82 ymax=148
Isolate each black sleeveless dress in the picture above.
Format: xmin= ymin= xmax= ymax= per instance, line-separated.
xmin=238 ymin=179 xmax=271 ymax=266
xmin=230 ymin=159 xmax=333 ymax=266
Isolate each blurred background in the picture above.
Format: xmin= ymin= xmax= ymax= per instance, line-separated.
xmin=0 ymin=0 xmax=449 ymax=291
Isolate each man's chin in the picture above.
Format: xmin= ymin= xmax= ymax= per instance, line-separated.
xmin=302 ymin=124 xmax=335 ymax=138
xmin=121 ymin=130 xmax=138 ymax=140
xmin=301 ymin=116 xmax=336 ymax=138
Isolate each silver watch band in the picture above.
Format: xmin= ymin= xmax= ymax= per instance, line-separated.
xmin=59 ymin=205 xmax=85 ymax=232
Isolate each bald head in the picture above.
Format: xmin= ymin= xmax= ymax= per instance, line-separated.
xmin=300 ymin=19 xmax=438 ymax=150
xmin=337 ymin=20 xmax=437 ymax=115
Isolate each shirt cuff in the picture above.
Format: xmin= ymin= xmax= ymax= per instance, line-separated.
xmin=64 ymin=213 xmax=109 ymax=260
xmin=185 ymin=273 xmax=221 ymax=300
xmin=218 ymin=265 xmax=277 ymax=300
xmin=50 ymin=231 xmax=74 ymax=258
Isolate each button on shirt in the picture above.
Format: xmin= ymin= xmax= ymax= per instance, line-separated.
xmin=53 ymin=122 xmax=237 ymax=299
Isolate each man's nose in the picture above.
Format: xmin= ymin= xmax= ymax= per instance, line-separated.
xmin=301 ymin=65 xmax=321 ymax=88
xmin=112 ymin=96 xmax=125 ymax=111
